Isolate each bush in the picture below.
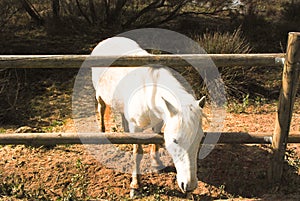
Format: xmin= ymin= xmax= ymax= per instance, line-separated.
xmin=195 ymin=28 xmax=252 ymax=54
xmin=281 ymin=1 xmax=300 ymax=22
xmin=0 ymin=0 xmax=19 ymax=29
xmin=190 ymin=28 xmax=254 ymax=100
xmin=0 ymin=69 xmax=25 ymax=124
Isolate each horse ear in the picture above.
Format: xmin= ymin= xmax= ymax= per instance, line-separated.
xmin=162 ymin=97 xmax=178 ymax=117
xmin=197 ymin=96 xmax=206 ymax=108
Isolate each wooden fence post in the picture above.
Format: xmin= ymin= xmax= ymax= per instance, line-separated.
xmin=269 ymin=32 xmax=300 ymax=184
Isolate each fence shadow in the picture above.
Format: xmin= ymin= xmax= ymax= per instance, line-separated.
xmin=197 ymin=144 xmax=300 ymax=198
xmin=0 ymin=68 xmax=77 ymax=126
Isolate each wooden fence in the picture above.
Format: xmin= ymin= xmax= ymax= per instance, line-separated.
xmin=0 ymin=32 xmax=299 ymax=184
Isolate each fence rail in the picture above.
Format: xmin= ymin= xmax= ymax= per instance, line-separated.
xmin=1 ymin=132 xmax=300 ymax=146
xmin=0 ymin=53 xmax=285 ymax=68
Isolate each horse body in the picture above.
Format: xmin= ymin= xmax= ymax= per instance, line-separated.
xmin=91 ymin=37 xmax=204 ymax=196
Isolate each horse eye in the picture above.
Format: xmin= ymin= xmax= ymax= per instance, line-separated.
xmin=173 ymin=138 xmax=178 ymax=144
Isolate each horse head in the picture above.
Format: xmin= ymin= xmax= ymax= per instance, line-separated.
xmin=162 ymin=96 xmax=205 ymax=193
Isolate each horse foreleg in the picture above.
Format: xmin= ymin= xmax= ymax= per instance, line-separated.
xmin=150 ymin=122 xmax=164 ymax=172
xmin=121 ymin=113 xmax=129 ymax=132
xmin=130 ymin=144 xmax=143 ymax=198
xmin=150 ymin=144 xmax=164 ymax=172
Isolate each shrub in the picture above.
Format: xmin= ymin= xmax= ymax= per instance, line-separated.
xmin=195 ymin=28 xmax=252 ymax=54
xmin=0 ymin=0 xmax=19 ymax=29
xmin=190 ymin=28 xmax=253 ymax=100
xmin=0 ymin=69 xmax=24 ymax=124
xmin=281 ymin=1 xmax=300 ymax=22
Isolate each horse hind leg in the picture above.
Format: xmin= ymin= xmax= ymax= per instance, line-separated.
xmin=97 ymin=96 xmax=112 ymax=132
xmin=104 ymin=104 xmax=111 ymax=132
xmin=96 ymin=96 xmax=106 ymax=132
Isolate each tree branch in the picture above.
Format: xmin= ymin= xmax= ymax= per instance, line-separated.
xmin=136 ymin=0 xmax=188 ymax=28
xmin=122 ymin=0 xmax=165 ymax=28
xmin=75 ymin=0 xmax=92 ymax=24
xmin=19 ymin=0 xmax=44 ymax=25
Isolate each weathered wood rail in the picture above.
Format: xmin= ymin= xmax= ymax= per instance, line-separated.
xmin=0 ymin=53 xmax=285 ymax=68
xmin=0 ymin=132 xmax=300 ymax=146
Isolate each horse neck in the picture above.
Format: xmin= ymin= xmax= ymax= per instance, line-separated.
xmin=162 ymin=91 xmax=201 ymax=136
xmin=181 ymin=103 xmax=202 ymax=131
xmin=155 ymin=68 xmax=201 ymax=129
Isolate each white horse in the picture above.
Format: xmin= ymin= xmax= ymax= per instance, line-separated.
xmin=91 ymin=37 xmax=205 ymax=197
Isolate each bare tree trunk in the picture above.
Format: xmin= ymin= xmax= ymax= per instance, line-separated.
xmin=106 ymin=0 xmax=127 ymax=27
xmin=89 ymin=0 xmax=97 ymax=24
xmin=103 ymin=0 xmax=110 ymax=22
xmin=19 ymin=0 xmax=43 ymax=25
xmin=52 ymin=0 xmax=60 ymax=19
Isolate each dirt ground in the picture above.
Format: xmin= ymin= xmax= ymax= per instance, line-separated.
xmin=0 ymin=100 xmax=299 ymax=201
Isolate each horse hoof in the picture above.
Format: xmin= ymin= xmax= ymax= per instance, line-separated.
xmin=186 ymin=192 xmax=193 ymax=200
xmin=152 ymin=169 xmax=162 ymax=174
xmin=152 ymin=166 xmax=165 ymax=173
xmin=130 ymin=189 xmax=139 ymax=199
xmin=151 ymin=162 xmax=165 ymax=173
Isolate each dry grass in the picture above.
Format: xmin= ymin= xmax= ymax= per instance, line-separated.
xmin=195 ymin=28 xmax=252 ymax=54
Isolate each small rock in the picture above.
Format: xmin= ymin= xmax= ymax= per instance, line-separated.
xmin=15 ymin=126 xmax=33 ymax=133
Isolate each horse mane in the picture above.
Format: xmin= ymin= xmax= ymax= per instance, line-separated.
xmin=153 ymin=67 xmax=203 ymax=134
